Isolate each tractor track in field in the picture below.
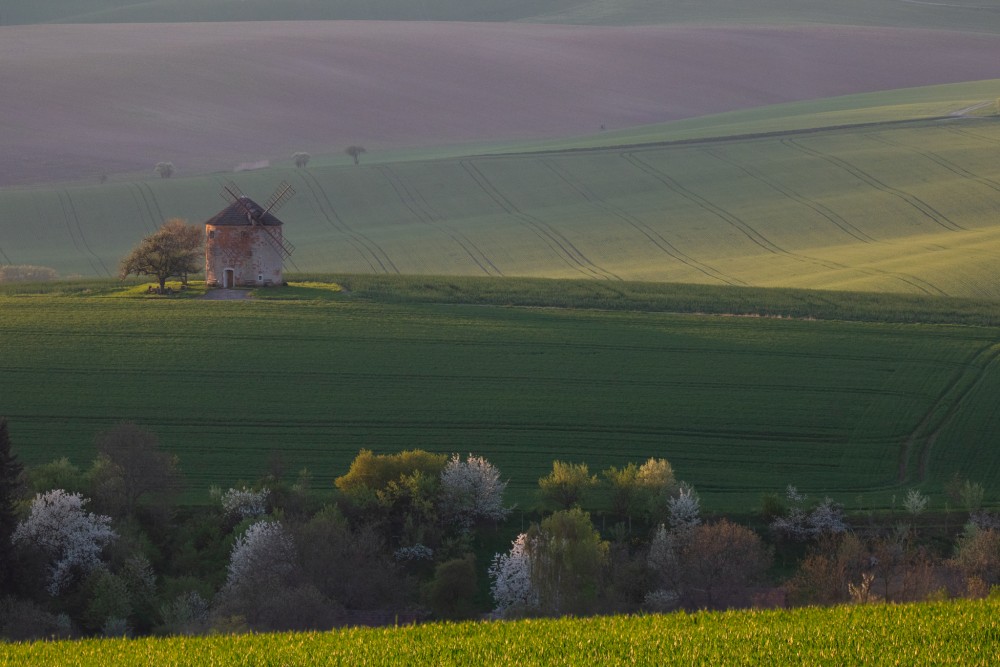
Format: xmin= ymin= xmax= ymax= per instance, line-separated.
xmin=699 ymin=148 xmax=948 ymax=296
xmin=540 ymin=158 xmax=745 ymax=286
xmin=460 ymin=159 xmax=622 ymax=281
xmin=898 ymin=342 xmax=1000 ymax=483
xmin=127 ymin=183 xmax=158 ymax=233
xmin=865 ymin=132 xmax=1000 ymax=194
xmin=622 ymin=151 xmax=898 ymax=284
xmin=782 ymin=138 xmax=964 ymax=232
xmin=141 ymin=183 xmax=165 ymax=224
xmin=58 ymin=190 xmax=110 ymax=276
xmin=295 ymin=171 xmax=398 ymax=274
xmin=949 ymin=126 xmax=1000 ymax=146
xmin=377 ymin=165 xmax=503 ymax=277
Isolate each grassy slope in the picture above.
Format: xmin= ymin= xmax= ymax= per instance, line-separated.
xmin=5 ymin=599 xmax=1000 ymax=665
xmin=5 ymin=92 xmax=1000 ymax=297
xmin=6 ymin=0 xmax=1000 ymax=33
xmin=2 ymin=279 xmax=999 ymax=510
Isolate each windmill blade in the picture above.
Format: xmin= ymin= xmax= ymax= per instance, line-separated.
xmin=262 ymin=182 xmax=296 ymax=216
xmin=220 ymin=181 xmax=246 ymax=204
xmin=261 ymin=225 xmax=296 ymax=258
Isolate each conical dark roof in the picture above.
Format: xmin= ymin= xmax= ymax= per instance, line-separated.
xmin=205 ymin=196 xmax=283 ymax=227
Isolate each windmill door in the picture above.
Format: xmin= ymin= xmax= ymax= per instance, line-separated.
xmin=223 ymin=269 xmax=235 ymax=288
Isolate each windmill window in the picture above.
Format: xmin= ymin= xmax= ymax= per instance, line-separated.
xmin=258 ymin=274 xmax=263 ymax=282
xmin=208 ymin=230 xmax=215 ymax=239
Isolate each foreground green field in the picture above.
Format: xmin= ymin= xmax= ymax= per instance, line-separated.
xmin=4 ymin=599 xmax=1000 ymax=665
xmin=4 ymin=95 xmax=1000 ymax=297
xmin=1 ymin=278 xmax=998 ymax=510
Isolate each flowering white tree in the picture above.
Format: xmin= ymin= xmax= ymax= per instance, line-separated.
xmin=903 ymin=489 xmax=929 ymax=516
xmin=770 ymin=487 xmax=847 ymax=542
xmin=219 ymin=486 xmax=269 ymax=521
xmin=667 ymin=486 xmax=701 ymax=534
xmin=488 ymin=533 xmax=536 ymax=616
xmin=439 ymin=454 xmax=510 ymax=530
xmin=225 ymin=520 xmax=296 ymax=590
xmin=12 ymin=489 xmax=116 ymax=595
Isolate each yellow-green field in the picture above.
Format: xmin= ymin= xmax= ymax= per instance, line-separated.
xmin=3 ymin=599 xmax=999 ymax=665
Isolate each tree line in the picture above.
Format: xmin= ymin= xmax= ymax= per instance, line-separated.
xmin=0 ymin=416 xmax=997 ymax=640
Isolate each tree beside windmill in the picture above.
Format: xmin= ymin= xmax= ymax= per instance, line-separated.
xmin=204 ymin=182 xmax=296 ymax=289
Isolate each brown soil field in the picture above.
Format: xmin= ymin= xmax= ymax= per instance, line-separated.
xmin=3 ymin=21 xmax=1000 ymax=186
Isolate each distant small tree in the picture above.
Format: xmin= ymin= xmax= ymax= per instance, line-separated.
xmin=538 ymin=461 xmax=598 ymax=510
xmin=345 ymin=145 xmax=366 ymax=165
xmin=154 ymin=162 xmax=174 ymax=179
xmin=119 ymin=218 xmax=202 ymax=293
xmin=292 ymin=152 xmax=311 ymax=168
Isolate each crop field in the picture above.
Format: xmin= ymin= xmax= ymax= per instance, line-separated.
xmin=1 ymin=282 xmax=998 ymax=510
xmin=4 ymin=115 xmax=1000 ymax=297
xmin=7 ymin=0 xmax=1000 ymax=33
xmin=2 ymin=21 xmax=999 ymax=187
xmin=4 ymin=598 xmax=1000 ymax=665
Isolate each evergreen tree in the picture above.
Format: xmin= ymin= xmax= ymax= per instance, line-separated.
xmin=0 ymin=417 xmax=25 ymax=594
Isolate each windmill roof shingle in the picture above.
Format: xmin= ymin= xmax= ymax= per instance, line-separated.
xmin=205 ymin=197 xmax=283 ymax=227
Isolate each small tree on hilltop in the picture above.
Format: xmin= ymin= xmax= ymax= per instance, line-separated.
xmin=345 ymin=145 xmax=366 ymax=165
xmin=119 ymin=218 xmax=202 ymax=293
xmin=154 ymin=162 xmax=174 ymax=178
xmin=292 ymin=152 xmax=310 ymax=168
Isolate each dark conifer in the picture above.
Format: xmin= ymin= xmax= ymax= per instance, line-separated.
xmin=0 ymin=417 xmax=25 ymax=595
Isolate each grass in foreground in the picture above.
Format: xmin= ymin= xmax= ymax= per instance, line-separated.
xmin=3 ymin=599 xmax=1000 ymax=666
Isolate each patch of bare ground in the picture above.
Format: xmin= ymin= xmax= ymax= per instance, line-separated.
xmin=3 ymin=21 xmax=1000 ymax=186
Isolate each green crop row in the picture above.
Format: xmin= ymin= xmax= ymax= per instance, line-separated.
xmin=4 ymin=599 xmax=1000 ymax=665
xmin=1 ymin=287 xmax=998 ymax=510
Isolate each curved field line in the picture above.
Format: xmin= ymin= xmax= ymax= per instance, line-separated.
xmin=897 ymin=342 xmax=1000 ymax=482
xmin=460 ymin=159 xmax=622 ymax=281
xmin=540 ymin=158 xmax=745 ymax=286
xmin=622 ymin=151 xmax=890 ymax=282
xmin=56 ymin=191 xmax=99 ymax=276
xmin=702 ymin=148 xmax=876 ymax=244
xmin=782 ymin=138 xmax=964 ymax=231
xmin=63 ymin=191 xmax=111 ymax=276
xmin=133 ymin=182 xmax=161 ymax=231
xmin=701 ymin=148 xmax=946 ymax=296
xmin=377 ymin=165 xmax=502 ymax=276
xmin=917 ymin=346 xmax=1000 ymax=481
xmin=622 ymin=152 xmax=785 ymax=255
xmin=141 ymin=183 xmax=166 ymax=224
xmin=949 ymin=126 xmax=1000 ymax=146
xmin=0 ymin=244 xmax=11 ymax=264
xmin=295 ymin=171 xmax=396 ymax=274
xmin=865 ymin=132 xmax=1000 ymax=194
xmin=127 ymin=184 xmax=157 ymax=232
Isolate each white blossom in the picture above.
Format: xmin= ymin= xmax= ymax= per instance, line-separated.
xmin=393 ymin=544 xmax=434 ymax=562
xmin=667 ymin=486 xmax=701 ymax=533
xmin=220 ymin=486 xmax=269 ymax=520
xmin=771 ymin=493 xmax=847 ymax=542
xmin=439 ymin=454 xmax=511 ymax=530
xmin=225 ymin=520 xmax=295 ymax=589
xmin=488 ymin=533 xmax=537 ymax=616
xmin=903 ymin=489 xmax=929 ymax=516
xmin=12 ymin=489 xmax=116 ymax=595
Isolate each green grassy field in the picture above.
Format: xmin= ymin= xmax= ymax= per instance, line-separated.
xmin=2 ymin=278 xmax=998 ymax=510
xmin=4 ymin=90 xmax=1000 ymax=297
xmin=3 ymin=598 xmax=1000 ymax=665
xmin=7 ymin=0 xmax=1000 ymax=33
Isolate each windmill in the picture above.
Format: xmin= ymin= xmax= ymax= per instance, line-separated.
xmin=219 ymin=181 xmax=297 ymax=259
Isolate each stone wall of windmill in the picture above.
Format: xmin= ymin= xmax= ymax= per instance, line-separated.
xmin=205 ymin=223 xmax=285 ymax=288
